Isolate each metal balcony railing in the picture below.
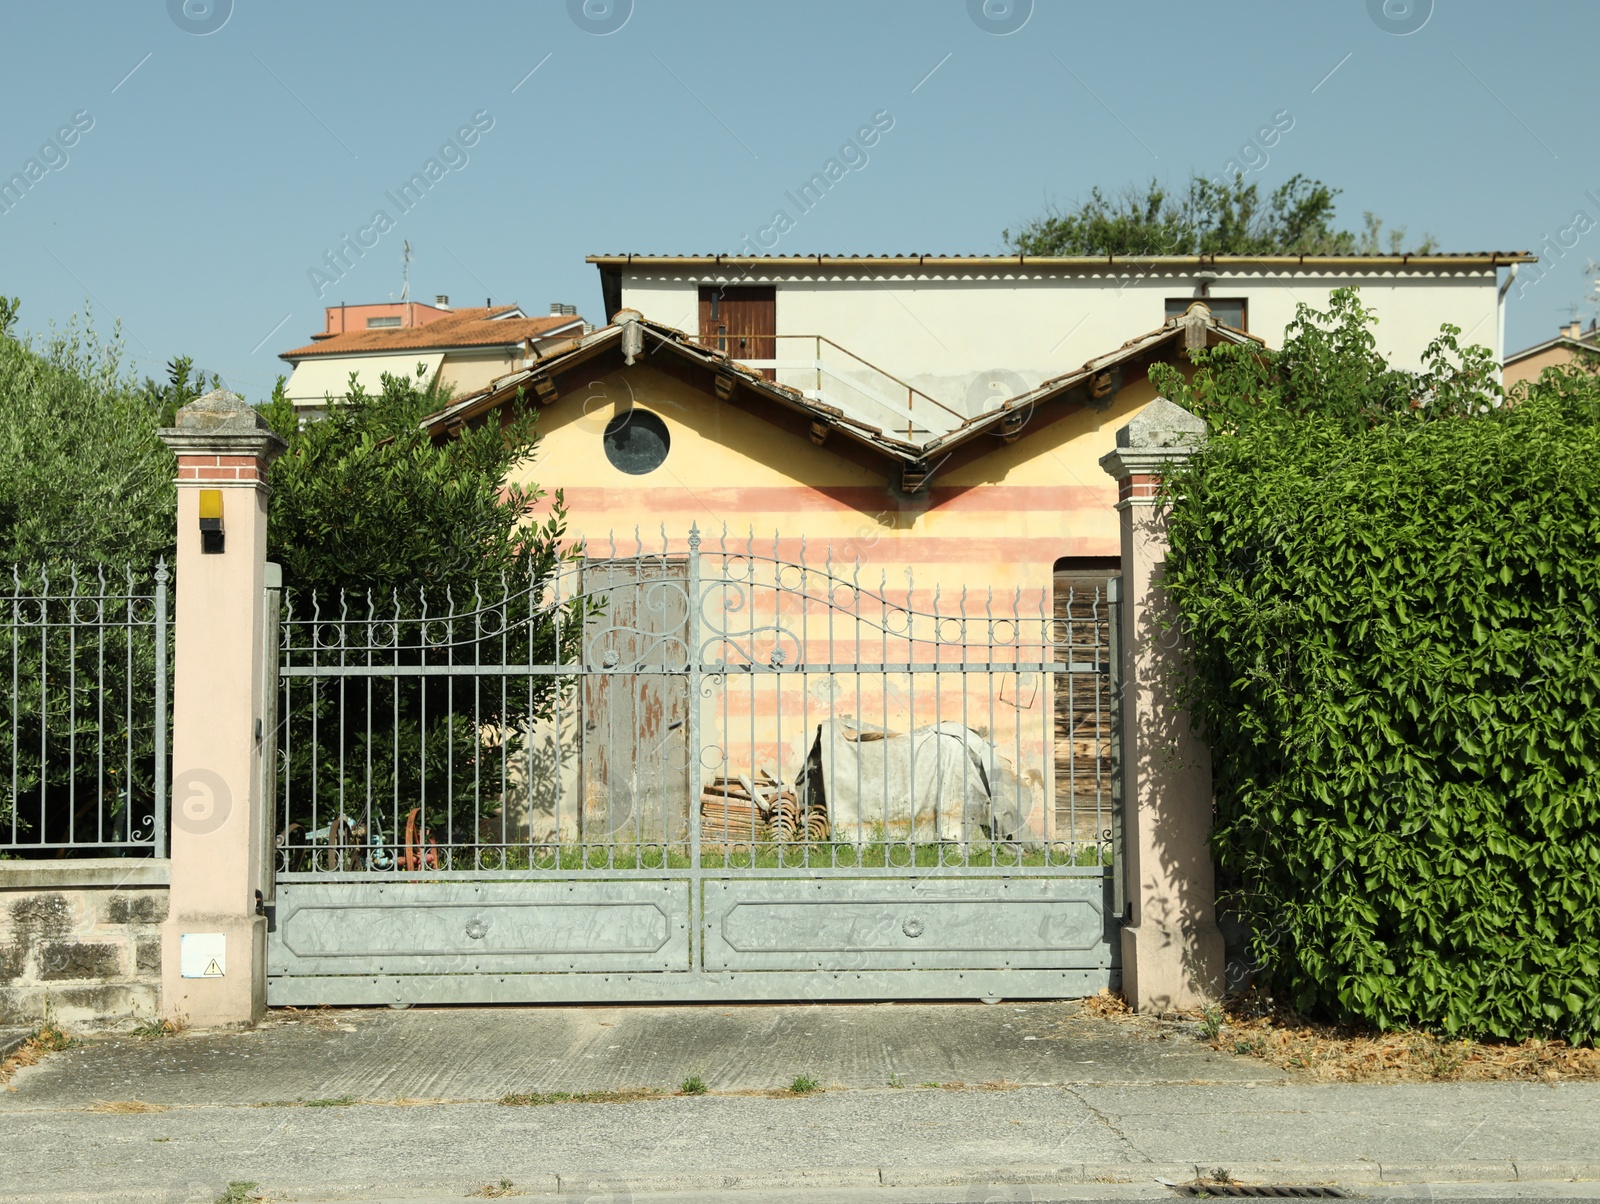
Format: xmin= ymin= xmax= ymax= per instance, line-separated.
xmin=708 ymin=334 xmax=969 ymax=443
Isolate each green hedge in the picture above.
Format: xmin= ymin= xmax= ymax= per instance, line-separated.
xmin=1155 ymin=295 xmax=1600 ymax=1041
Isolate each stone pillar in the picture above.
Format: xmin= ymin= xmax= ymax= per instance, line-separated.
xmin=157 ymin=392 xmax=285 ymax=1027
xmin=1099 ymin=397 xmax=1224 ymax=1011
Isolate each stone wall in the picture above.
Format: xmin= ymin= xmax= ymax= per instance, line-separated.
xmin=0 ymin=860 xmax=168 ymax=1028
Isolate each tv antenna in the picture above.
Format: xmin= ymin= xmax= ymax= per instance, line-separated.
xmin=400 ymin=240 xmax=412 ymax=303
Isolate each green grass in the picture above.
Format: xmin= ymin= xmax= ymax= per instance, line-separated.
xmin=131 ymin=1016 xmax=185 ymax=1040
xmin=214 ymin=1184 xmax=258 ymax=1204
xmin=255 ymin=1095 xmax=358 ymax=1108
xmin=28 ymin=1020 xmax=73 ymax=1052
xmin=679 ymin=1075 xmax=708 ymax=1095
xmin=408 ymin=837 xmax=1108 ymax=874
xmin=499 ymin=1088 xmax=664 ymax=1106
xmin=787 ymin=1075 xmax=820 ymax=1094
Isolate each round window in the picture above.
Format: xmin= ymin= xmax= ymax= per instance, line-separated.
xmin=602 ymin=409 xmax=670 ymax=475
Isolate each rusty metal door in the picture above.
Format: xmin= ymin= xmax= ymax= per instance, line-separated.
xmin=698 ymin=286 xmax=775 ymax=378
xmin=581 ymin=558 xmax=691 ymax=842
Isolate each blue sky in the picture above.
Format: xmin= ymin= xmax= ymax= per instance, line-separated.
xmin=1 ymin=0 xmax=1591 ymax=400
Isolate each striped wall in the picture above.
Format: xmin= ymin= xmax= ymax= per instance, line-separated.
xmin=507 ymin=362 xmax=1150 ymax=846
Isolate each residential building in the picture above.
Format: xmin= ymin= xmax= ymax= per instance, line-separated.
xmin=424 ymin=249 xmax=1529 ymax=599
xmin=279 ymin=295 xmax=586 ymax=418
xmin=1503 ymin=319 xmax=1600 ymax=388
xmin=421 ymin=249 xmax=1531 ymax=852
xmin=590 ymin=253 xmax=1528 ymax=439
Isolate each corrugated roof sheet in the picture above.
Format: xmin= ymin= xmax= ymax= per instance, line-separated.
xmin=280 ymin=309 xmax=581 ymax=360
xmin=587 ymin=252 xmax=1534 ymax=267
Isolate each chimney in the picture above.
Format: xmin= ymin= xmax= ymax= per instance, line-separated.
xmin=1564 ymin=320 xmax=1582 ymax=339
xmin=550 ymin=303 xmax=577 ymax=316
xmin=434 ymin=294 xmax=450 ymax=309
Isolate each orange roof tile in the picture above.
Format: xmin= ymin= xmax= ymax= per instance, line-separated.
xmin=280 ymin=308 xmax=581 ymax=360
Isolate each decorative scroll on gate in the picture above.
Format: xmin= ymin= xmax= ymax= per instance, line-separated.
xmin=267 ymin=527 xmax=1119 ymax=1005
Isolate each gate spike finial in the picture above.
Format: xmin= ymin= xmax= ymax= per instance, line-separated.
xmin=660 ymin=523 xmax=669 ymax=556
xmin=688 ymin=521 xmax=701 ymax=552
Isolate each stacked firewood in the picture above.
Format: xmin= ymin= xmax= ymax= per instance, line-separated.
xmin=700 ymin=771 xmax=828 ymax=843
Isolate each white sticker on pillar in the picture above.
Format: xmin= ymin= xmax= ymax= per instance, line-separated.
xmin=180 ymin=933 xmax=227 ymax=978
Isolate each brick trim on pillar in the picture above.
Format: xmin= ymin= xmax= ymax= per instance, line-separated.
xmin=157 ymin=391 xmax=286 ymax=1027
xmin=1099 ymin=397 xmax=1225 ymax=1012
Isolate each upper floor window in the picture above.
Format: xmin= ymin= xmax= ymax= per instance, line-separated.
xmin=1166 ymin=297 xmax=1246 ymax=331
xmin=366 ymin=316 xmax=402 ymax=329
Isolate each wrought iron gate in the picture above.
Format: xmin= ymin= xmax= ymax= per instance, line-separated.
xmin=266 ymin=529 xmax=1120 ymax=1005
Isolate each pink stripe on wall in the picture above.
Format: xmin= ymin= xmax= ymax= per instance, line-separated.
xmin=540 ymin=483 xmax=1113 ymax=515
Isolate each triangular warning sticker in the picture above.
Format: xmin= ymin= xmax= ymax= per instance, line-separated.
xmin=202 ymin=959 xmax=224 ymax=977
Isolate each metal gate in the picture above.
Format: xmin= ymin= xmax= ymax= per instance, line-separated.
xmin=266 ymin=528 xmax=1120 ymax=1005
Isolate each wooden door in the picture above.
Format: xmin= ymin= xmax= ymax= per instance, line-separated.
xmin=580 ymin=559 xmax=692 ymax=844
xmin=698 ymin=286 xmax=775 ymax=379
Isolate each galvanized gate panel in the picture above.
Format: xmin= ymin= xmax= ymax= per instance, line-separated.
xmin=702 ymin=877 xmax=1113 ymax=973
xmin=268 ymin=879 xmax=686 ymax=984
xmin=267 ymin=528 xmax=1120 ymax=1005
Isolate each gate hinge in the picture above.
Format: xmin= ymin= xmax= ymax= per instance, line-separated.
xmin=255 ymin=888 xmax=276 ymax=933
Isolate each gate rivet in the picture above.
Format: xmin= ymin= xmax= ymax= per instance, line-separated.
xmin=465 ymin=917 xmax=490 ymax=940
xmin=902 ymin=917 xmax=925 ymax=938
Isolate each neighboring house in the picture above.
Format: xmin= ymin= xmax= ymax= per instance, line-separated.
xmin=280 ymin=295 xmax=587 ymax=418
xmin=1503 ymin=319 xmax=1600 ymax=388
xmin=589 ymin=253 xmax=1529 ymax=437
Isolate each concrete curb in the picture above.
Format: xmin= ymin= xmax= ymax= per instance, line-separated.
xmin=6 ymin=1166 xmax=1600 ymax=1204
xmin=545 ymin=1162 xmax=1600 ymax=1195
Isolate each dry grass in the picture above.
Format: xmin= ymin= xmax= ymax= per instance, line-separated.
xmin=468 ymin=1180 xmax=523 ymax=1198
xmin=1216 ymin=999 xmax=1600 ymax=1082
xmin=274 ymin=1005 xmax=342 ymax=1032
xmin=1 ymin=1020 xmax=75 ymax=1087
xmin=1079 ymin=988 xmax=1134 ymax=1019
xmin=1077 ymin=989 xmax=1600 ymax=1082
xmin=89 ymin=1099 xmax=170 ymax=1114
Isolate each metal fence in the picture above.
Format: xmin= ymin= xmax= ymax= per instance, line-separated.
xmin=1 ymin=562 xmax=171 ymax=856
xmin=273 ymin=528 xmax=1116 ymax=880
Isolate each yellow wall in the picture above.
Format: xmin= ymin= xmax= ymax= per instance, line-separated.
xmin=509 ymin=363 xmax=1146 ymax=845
xmin=1503 ymin=343 xmax=1587 ymax=389
xmin=514 ymin=361 xmax=1152 ymax=601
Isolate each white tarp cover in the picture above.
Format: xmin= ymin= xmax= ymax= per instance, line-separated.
xmin=285 ymin=352 xmax=445 ymax=405
xmin=809 ymin=721 xmax=1031 ymax=843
